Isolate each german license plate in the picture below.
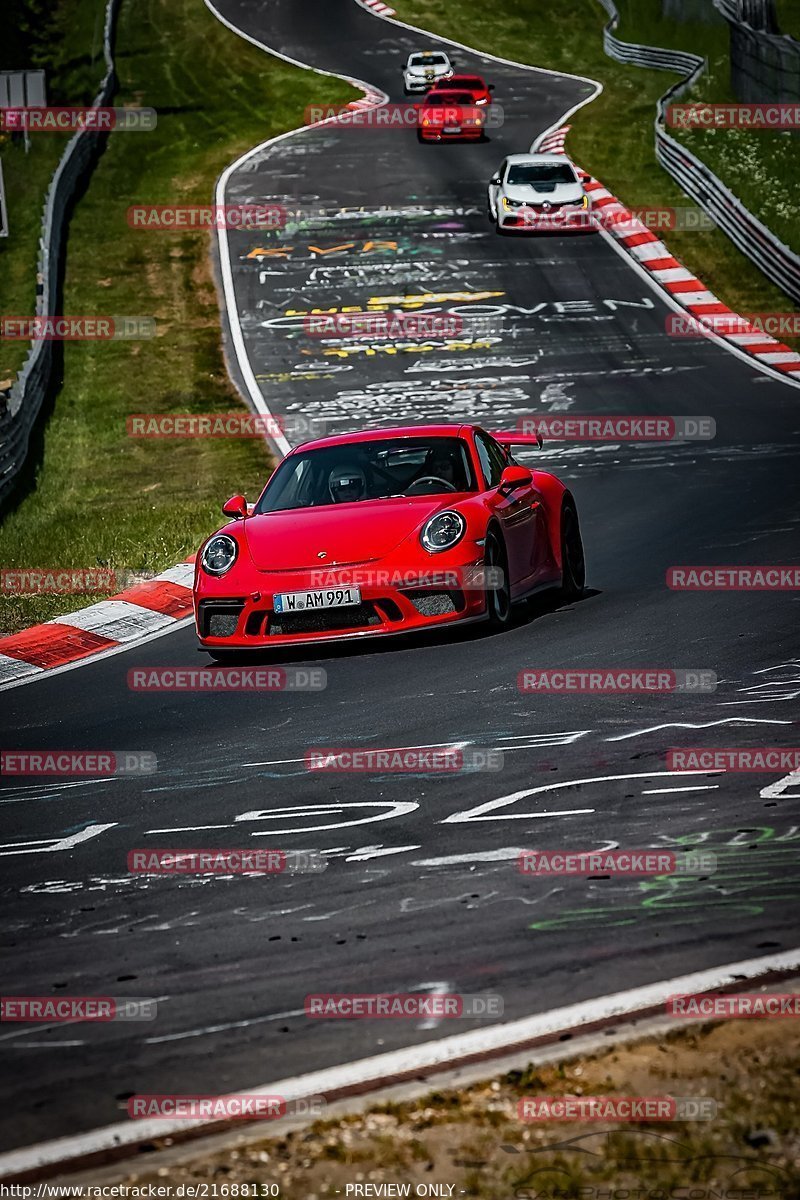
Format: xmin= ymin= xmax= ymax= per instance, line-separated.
xmin=273 ymin=587 xmax=361 ymax=613
xmin=444 ymin=125 xmax=461 ymax=133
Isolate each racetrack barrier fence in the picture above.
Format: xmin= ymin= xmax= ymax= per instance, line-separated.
xmin=593 ymin=0 xmax=800 ymax=305
xmin=0 ymin=0 xmax=121 ymax=508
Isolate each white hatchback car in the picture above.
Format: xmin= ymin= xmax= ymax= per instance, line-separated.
xmin=402 ymin=50 xmax=454 ymax=94
xmin=487 ymin=153 xmax=592 ymax=233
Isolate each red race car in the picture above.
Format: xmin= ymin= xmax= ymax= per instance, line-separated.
xmin=427 ymin=73 xmax=494 ymax=106
xmin=194 ymin=424 xmax=585 ymax=657
xmin=417 ymin=90 xmax=486 ymax=142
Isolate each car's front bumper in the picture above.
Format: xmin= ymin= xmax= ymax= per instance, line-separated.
xmin=194 ymin=557 xmax=490 ymax=652
xmin=497 ymin=206 xmax=594 ymax=231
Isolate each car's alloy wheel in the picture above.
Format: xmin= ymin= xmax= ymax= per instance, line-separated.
xmin=485 ymin=532 xmax=512 ymax=628
xmin=560 ymin=500 xmax=586 ymax=600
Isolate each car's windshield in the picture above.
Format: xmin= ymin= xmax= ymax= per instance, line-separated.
xmin=449 ymin=77 xmax=484 ymax=88
xmin=409 ymin=53 xmax=447 ymax=66
xmin=507 ymin=163 xmax=576 ymax=186
xmin=256 ymin=437 xmax=477 ymax=513
xmin=424 ymin=93 xmax=475 ymax=106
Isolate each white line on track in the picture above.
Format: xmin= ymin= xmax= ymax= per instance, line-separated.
xmin=642 ymin=785 xmax=721 ymax=794
xmin=2 ymin=947 xmax=799 ymax=1180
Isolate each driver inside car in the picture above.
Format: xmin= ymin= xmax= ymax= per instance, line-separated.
xmin=328 ymin=464 xmax=367 ymax=503
xmin=421 ymin=446 xmax=459 ymax=489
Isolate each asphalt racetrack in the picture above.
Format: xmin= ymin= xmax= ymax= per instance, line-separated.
xmin=2 ymin=0 xmax=799 ymax=1155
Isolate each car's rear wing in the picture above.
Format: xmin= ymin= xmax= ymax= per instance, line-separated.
xmin=493 ymin=431 xmax=544 ymax=450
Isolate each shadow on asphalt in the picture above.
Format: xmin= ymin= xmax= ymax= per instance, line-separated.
xmin=194 ymin=587 xmax=602 ymax=667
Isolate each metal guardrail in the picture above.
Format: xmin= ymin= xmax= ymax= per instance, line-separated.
xmin=594 ymin=0 xmax=800 ymax=305
xmin=0 ymin=0 xmax=121 ymax=507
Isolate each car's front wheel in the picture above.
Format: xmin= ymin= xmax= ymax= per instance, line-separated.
xmin=560 ymin=499 xmax=586 ymax=600
xmin=485 ymin=531 xmax=512 ymax=628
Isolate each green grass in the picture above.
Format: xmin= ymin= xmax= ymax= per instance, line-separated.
xmin=0 ymin=0 xmax=354 ymax=636
xmin=392 ymin=0 xmax=800 ymax=327
xmin=775 ymin=0 xmax=800 ymax=36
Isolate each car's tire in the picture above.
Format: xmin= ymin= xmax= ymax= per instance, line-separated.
xmin=485 ymin=530 xmax=512 ymax=629
xmin=559 ymin=498 xmax=586 ymax=600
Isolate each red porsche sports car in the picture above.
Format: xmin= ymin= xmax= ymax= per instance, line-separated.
xmin=416 ymin=90 xmax=486 ymax=142
xmin=193 ymin=424 xmax=585 ymax=657
xmin=427 ymin=73 xmax=494 ymax=107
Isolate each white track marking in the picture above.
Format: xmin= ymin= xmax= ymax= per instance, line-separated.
xmin=0 ymin=823 xmax=116 ymax=857
xmin=145 ymin=1009 xmax=306 ymax=1045
xmin=760 ymin=769 xmax=800 ymax=799
xmin=642 ymin=785 xmax=721 ymax=795
xmin=3 ymin=947 xmax=799 ymax=1179
xmin=442 ymin=771 xmax=713 ymax=823
xmin=606 ymin=717 xmax=791 ymax=741
xmin=345 ymin=844 xmax=421 ymax=861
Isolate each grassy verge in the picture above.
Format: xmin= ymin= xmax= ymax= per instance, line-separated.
xmin=0 ymin=0 xmax=111 ymax=384
xmin=0 ymin=0 xmax=354 ymax=636
xmin=392 ymin=0 xmax=800 ymax=330
xmin=111 ymin=1011 xmax=799 ymax=1197
xmin=775 ymin=0 xmax=800 ymax=36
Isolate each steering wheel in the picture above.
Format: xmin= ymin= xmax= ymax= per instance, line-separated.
xmin=405 ymin=475 xmax=457 ymax=495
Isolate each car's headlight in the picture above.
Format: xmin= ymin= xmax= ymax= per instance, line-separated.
xmin=420 ymin=511 xmax=466 ymax=553
xmin=502 ymin=196 xmax=523 ymax=209
xmin=582 ymin=194 xmax=589 ymax=208
xmin=476 ymin=97 xmax=488 ymax=104
xmin=201 ymin=533 xmax=238 ymax=576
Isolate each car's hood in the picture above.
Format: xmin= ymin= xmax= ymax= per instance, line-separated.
xmin=503 ymin=181 xmax=583 ymax=205
xmin=243 ymin=498 xmax=463 ymax=571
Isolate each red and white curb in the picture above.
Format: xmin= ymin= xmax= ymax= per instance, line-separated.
xmin=0 ymin=947 xmax=798 ymax=1182
xmin=535 ymin=124 xmax=571 ymax=155
xmin=0 ymin=560 xmax=195 ymax=690
xmin=585 ymin=168 xmax=800 ymax=377
xmin=532 ymin=126 xmax=800 ymax=381
xmin=360 ymin=0 xmax=396 ymax=14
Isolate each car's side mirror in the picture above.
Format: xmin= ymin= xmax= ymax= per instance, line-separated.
xmin=490 ymin=175 xmax=502 ymax=185
xmin=222 ymin=493 xmax=248 ymax=519
xmin=489 ymin=83 xmax=495 ymax=91
xmin=498 ymin=464 xmax=533 ymax=493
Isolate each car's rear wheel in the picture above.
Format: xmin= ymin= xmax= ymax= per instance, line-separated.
xmin=560 ymin=499 xmax=586 ymax=600
xmin=485 ymin=531 xmax=512 ymax=628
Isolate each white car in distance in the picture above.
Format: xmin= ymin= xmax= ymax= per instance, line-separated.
xmin=487 ymin=154 xmax=592 ymax=234
xmin=402 ymin=50 xmax=455 ymax=94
